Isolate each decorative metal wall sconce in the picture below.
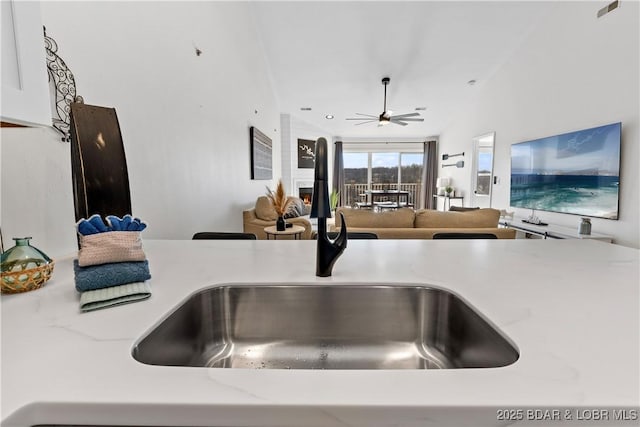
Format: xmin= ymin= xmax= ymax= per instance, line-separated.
xmin=44 ymin=26 xmax=79 ymax=142
xmin=442 ymin=152 xmax=464 ymax=161
xmin=442 ymin=152 xmax=465 ymax=168
xmin=442 ymin=160 xmax=465 ymax=168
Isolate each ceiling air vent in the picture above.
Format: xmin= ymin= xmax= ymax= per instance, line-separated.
xmin=597 ymin=0 xmax=619 ymax=18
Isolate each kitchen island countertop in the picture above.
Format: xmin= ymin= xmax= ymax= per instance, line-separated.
xmin=1 ymin=239 xmax=638 ymax=426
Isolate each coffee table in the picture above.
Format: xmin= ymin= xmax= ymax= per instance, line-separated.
xmin=264 ymin=225 xmax=305 ymax=240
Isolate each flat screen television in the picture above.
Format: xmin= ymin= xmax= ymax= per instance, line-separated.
xmin=510 ymin=122 xmax=621 ymax=220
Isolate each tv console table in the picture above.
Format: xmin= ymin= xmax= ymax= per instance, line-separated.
xmin=500 ymin=217 xmax=613 ymax=243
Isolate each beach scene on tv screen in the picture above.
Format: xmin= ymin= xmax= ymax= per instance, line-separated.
xmin=510 ymin=123 xmax=620 ymax=219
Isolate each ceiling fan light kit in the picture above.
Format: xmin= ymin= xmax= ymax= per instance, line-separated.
xmin=346 ymin=77 xmax=424 ymax=127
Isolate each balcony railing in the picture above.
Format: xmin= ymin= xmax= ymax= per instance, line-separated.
xmin=341 ymin=183 xmax=422 ymax=209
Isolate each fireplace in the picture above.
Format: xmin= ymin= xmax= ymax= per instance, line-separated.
xmin=299 ymin=187 xmax=313 ymax=205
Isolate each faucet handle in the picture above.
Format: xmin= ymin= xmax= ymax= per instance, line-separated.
xmin=331 ymin=212 xmax=348 ymax=248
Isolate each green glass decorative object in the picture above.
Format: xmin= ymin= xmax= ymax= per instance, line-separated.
xmin=1 ymin=237 xmax=55 ymax=293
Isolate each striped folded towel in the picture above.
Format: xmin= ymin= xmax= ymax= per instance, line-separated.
xmin=74 ymin=259 xmax=151 ymax=292
xmin=80 ymin=282 xmax=151 ymax=312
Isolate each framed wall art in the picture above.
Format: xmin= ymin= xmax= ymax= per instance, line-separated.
xmin=250 ymin=126 xmax=272 ymax=180
xmin=297 ymin=138 xmax=315 ymax=169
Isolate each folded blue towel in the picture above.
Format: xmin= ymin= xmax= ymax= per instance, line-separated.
xmin=74 ymin=259 xmax=151 ymax=292
xmin=106 ymin=214 xmax=147 ymax=232
xmin=76 ymin=214 xmax=147 ymax=236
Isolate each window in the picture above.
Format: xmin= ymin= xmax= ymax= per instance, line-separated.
xmin=475 ymin=149 xmax=493 ymax=195
xmin=343 ymin=153 xmax=368 ymax=206
xmin=401 ymin=153 xmax=424 ymax=207
xmin=342 ymin=144 xmax=423 ymax=208
xmin=372 ymin=153 xmax=399 ymax=188
xmin=471 ymin=132 xmax=495 ymax=208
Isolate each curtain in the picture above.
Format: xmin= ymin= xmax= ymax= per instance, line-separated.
xmin=421 ymin=140 xmax=437 ymax=209
xmin=332 ymin=141 xmax=344 ymax=206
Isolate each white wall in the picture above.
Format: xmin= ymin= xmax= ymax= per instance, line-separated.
xmin=0 ymin=127 xmax=77 ymax=256
xmin=438 ymin=1 xmax=639 ymax=248
xmin=1 ymin=1 xmax=281 ymax=256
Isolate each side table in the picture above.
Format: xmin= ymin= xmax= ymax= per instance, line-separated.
xmin=433 ymin=195 xmax=464 ymax=211
xmin=264 ymin=225 xmax=305 ymax=240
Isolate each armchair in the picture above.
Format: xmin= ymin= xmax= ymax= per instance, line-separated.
xmin=242 ymin=196 xmax=313 ymax=240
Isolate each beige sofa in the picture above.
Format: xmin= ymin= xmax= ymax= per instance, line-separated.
xmin=330 ymin=207 xmax=516 ymax=239
xmin=243 ymin=196 xmax=314 ymax=240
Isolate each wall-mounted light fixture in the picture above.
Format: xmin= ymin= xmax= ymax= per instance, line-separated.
xmin=442 ymin=151 xmax=465 ymax=168
xmin=442 ymin=160 xmax=464 ymax=168
xmin=435 ymin=177 xmax=450 ymax=195
xmin=442 ymin=152 xmax=464 ymax=161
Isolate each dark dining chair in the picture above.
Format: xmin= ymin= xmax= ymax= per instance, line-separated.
xmin=192 ymin=232 xmax=257 ymax=240
xmin=70 ymin=103 xmax=132 ymax=223
xmin=314 ymin=232 xmax=378 ymax=240
xmin=433 ymin=232 xmax=497 ymax=239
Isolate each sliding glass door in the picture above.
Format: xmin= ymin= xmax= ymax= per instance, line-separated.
xmin=372 ymin=153 xmax=399 ymax=190
xmin=343 ymin=152 xmax=369 ymax=207
xmin=342 ymin=145 xmax=423 ymax=208
xmin=400 ymin=153 xmax=423 ymax=208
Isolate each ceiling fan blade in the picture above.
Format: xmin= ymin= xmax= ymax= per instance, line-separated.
xmin=391 ymin=121 xmax=408 ymax=126
xmin=390 ymin=112 xmax=420 ymax=119
xmin=346 ymin=118 xmax=376 ymax=121
xmin=391 ymin=117 xmax=424 ymax=122
xmin=355 ymin=113 xmax=378 ymax=118
xmin=356 ymin=120 xmax=378 ymax=126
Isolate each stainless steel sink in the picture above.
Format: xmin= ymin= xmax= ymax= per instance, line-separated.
xmin=132 ymin=284 xmax=518 ymax=370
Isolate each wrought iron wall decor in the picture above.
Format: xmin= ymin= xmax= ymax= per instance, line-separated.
xmin=44 ymin=26 xmax=78 ymax=142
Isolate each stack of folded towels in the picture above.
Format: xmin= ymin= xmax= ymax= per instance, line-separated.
xmin=74 ymin=214 xmax=152 ymax=312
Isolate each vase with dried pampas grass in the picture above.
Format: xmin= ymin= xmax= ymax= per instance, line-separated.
xmin=266 ymin=180 xmax=294 ymax=231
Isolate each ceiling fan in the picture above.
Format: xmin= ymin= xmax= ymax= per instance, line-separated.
xmin=346 ymin=77 xmax=424 ymax=127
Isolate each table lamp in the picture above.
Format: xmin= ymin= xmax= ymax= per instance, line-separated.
xmin=436 ymin=177 xmax=450 ymax=195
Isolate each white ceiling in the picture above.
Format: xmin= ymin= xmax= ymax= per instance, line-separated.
xmin=251 ymin=1 xmax=553 ymax=138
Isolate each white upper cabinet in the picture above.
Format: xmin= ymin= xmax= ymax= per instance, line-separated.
xmin=1 ymin=1 xmax=51 ymax=126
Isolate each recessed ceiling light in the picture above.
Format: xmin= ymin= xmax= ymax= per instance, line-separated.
xmin=415 ymin=107 xmax=427 ymax=111
xmin=467 ymin=79 xmax=477 ymax=86
xmin=325 ymin=114 xmax=334 ymax=119
xmin=300 ymin=107 xmax=312 ymax=111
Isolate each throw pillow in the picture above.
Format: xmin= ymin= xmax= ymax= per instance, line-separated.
xmin=415 ymin=208 xmax=500 ymax=228
xmin=255 ymin=196 xmax=278 ymax=221
xmin=284 ymin=197 xmax=304 ymax=219
xmin=335 ymin=207 xmax=415 ymax=228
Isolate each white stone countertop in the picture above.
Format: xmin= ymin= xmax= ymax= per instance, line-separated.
xmin=1 ymin=239 xmax=639 ymax=426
